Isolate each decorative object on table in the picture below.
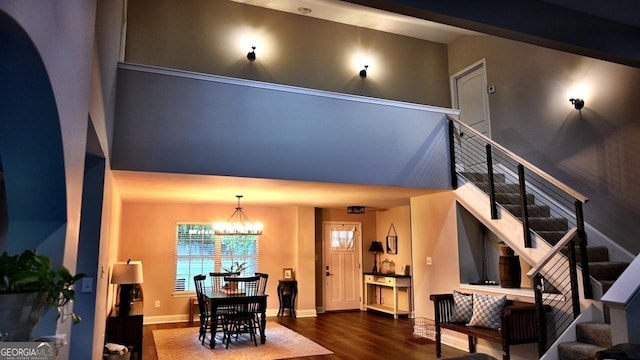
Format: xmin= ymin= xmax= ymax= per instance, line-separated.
xmin=282 ymin=267 xmax=294 ymax=280
xmin=380 ymin=259 xmax=395 ymax=274
xmin=111 ymin=259 xmax=144 ymax=316
xmin=367 ymin=241 xmax=384 ymax=273
xmin=0 ymin=249 xmax=85 ymax=341
xmin=213 ymin=195 xmax=263 ymax=235
xmin=498 ymin=246 xmax=521 ymax=288
xmin=386 ymin=223 xmax=398 ymax=254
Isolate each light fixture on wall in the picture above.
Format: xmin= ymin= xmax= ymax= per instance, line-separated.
xmin=359 ymin=65 xmax=368 ymax=78
xmin=368 ymin=241 xmax=384 ymax=273
xmin=213 ymin=195 xmax=263 ymax=235
xmin=247 ymin=46 xmax=256 ymax=62
xmin=111 ymin=260 xmax=144 ymax=317
xmin=569 ymin=98 xmax=584 ymax=110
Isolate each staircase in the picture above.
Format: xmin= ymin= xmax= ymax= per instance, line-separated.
xmin=557 ymin=322 xmax=612 ymax=360
xmin=463 ymin=171 xmax=630 ymax=293
xmin=462 ymin=171 xmax=631 ymax=360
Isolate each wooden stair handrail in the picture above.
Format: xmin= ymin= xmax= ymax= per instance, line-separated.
xmin=448 ymin=115 xmax=589 ymax=204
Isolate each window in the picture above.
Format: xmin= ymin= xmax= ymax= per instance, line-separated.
xmin=330 ymin=229 xmax=356 ymax=250
xmin=174 ymin=223 xmax=259 ymax=292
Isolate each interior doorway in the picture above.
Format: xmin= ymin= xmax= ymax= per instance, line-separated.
xmin=323 ymin=222 xmax=362 ymax=311
xmin=450 ymin=59 xmax=492 ymax=170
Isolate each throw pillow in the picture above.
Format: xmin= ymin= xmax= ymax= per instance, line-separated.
xmin=451 ymin=290 xmax=474 ymax=323
xmin=467 ymin=293 xmax=507 ymax=329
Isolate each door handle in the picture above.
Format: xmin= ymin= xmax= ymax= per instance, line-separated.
xmin=325 ymin=271 xmax=333 ymax=276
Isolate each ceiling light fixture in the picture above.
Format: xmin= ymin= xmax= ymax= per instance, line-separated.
xmin=247 ymin=46 xmax=256 ymax=62
xmin=297 ymin=7 xmax=312 ymax=15
xmin=213 ymin=195 xmax=263 ymax=235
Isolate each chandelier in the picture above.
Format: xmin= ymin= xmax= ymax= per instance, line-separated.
xmin=213 ymin=195 xmax=263 ymax=235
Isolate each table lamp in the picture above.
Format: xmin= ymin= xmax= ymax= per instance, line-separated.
xmin=111 ymin=260 xmax=144 ymax=316
xmin=368 ymin=241 xmax=384 ymax=273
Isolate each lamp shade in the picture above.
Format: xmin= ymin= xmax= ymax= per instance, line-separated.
xmin=111 ymin=261 xmax=144 ymax=284
xmin=368 ymin=241 xmax=384 ymax=252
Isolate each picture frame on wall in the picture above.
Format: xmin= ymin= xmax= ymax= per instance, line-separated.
xmin=283 ymin=267 xmax=294 ymax=280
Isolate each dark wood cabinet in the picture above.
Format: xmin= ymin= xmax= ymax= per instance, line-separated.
xmin=106 ymin=301 xmax=143 ymax=359
xmin=277 ymin=279 xmax=298 ymax=317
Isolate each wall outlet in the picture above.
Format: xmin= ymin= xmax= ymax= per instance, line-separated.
xmin=426 ymin=257 xmax=432 ymax=265
xmin=154 ymin=300 xmax=160 ymax=308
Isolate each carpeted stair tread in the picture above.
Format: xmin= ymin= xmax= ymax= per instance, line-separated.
xmin=561 ymin=246 xmax=610 ymax=263
xmin=588 ymin=261 xmax=629 ymax=281
xmin=473 ymin=181 xmax=522 ymax=194
xmin=535 ymin=230 xmax=567 ymax=244
xmin=527 ymin=217 xmax=569 ymax=232
xmin=558 ymin=341 xmax=607 ymax=360
xmin=502 ymin=204 xmax=551 ymax=218
xmin=461 ymin=172 xmax=505 ymax=183
xmin=577 ymin=322 xmax=612 ymax=348
xmin=495 ymin=192 xmax=535 ymax=205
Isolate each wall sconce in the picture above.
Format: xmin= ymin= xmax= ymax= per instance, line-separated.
xmin=359 ymin=65 xmax=368 ymax=78
xmin=247 ymin=46 xmax=256 ymax=62
xmin=569 ymin=98 xmax=584 ymax=110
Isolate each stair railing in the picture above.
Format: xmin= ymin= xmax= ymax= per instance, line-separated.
xmin=448 ymin=115 xmax=592 ymax=354
xmin=527 ymin=227 xmax=581 ymax=356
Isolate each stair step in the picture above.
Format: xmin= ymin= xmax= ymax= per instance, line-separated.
xmin=588 ymin=261 xmax=629 ymax=281
xmin=528 ymin=217 xmax=569 ymax=232
xmin=577 ymin=322 xmax=612 ymax=348
xmin=461 ymin=172 xmax=505 ymax=183
xmin=473 ymin=181 xmax=522 ymax=194
xmin=536 ymin=230 xmax=567 ymax=244
xmin=601 ymin=280 xmax=615 ymax=294
xmin=502 ymin=204 xmax=551 ymax=218
xmin=561 ymin=246 xmax=610 ymax=263
xmin=495 ymin=192 xmax=534 ymax=205
xmin=558 ymin=341 xmax=607 ymax=360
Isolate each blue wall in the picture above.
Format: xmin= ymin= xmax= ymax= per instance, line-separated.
xmin=113 ymin=65 xmax=455 ymax=189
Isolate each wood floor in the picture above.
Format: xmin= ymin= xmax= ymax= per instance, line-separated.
xmin=142 ymin=310 xmax=468 ymax=359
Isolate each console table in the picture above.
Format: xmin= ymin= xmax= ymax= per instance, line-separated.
xmin=277 ymin=279 xmax=298 ymax=317
xmin=363 ymin=273 xmax=411 ymax=318
xmin=106 ymin=301 xmax=143 ymax=360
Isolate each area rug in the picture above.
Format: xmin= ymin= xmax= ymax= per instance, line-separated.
xmin=153 ymin=322 xmax=333 ymax=360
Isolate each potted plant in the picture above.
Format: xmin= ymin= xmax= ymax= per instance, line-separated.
xmin=0 ymin=249 xmax=85 ymax=341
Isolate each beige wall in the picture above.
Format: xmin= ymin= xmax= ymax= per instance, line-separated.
xmin=118 ymin=201 xmax=306 ymax=319
xmin=410 ymin=191 xmax=459 ymax=320
xmin=125 ymin=0 xmax=451 ymax=107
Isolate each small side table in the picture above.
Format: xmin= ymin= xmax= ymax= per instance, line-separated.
xmin=277 ymin=279 xmax=298 ymax=317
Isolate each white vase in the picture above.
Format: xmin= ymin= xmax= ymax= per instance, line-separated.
xmin=0 ymin=292 xmax=47 ymax=341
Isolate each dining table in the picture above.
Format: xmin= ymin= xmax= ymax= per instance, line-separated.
xmin=203 ymin=290 xmax=269 ymax=349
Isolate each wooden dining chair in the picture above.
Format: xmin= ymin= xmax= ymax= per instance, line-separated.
xmin=255 ymin=272 xmax=269 ymax=295
xmin=193 ymin=274 xmax=211 ymax=345
xmin=220 ymin=275 xmax=261 ymax=348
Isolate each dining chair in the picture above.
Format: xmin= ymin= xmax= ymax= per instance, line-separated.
xmin=220 ymin=275 xmax=261 ymax=348
xmin=253 ymin=272 xmax=269 ymax=332
xmin=208 ymin=272 xmax=237 ymax=336
xmin=193 ymin=274 xmax=211 ymax=345
xmin=255 ymin=272 xmax=269 ymax=295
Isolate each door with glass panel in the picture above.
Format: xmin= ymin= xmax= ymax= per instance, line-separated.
xmin=323 ymin=222 xmax=362 ymax=311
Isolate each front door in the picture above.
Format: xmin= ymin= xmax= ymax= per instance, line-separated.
xmin=323 ymin=222 xmax=361 ymax=311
